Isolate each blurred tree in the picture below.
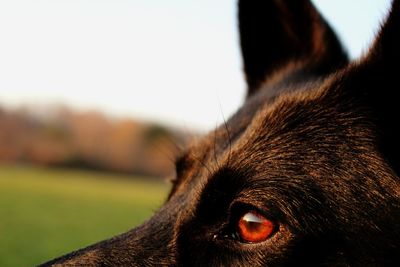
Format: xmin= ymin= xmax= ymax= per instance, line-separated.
xmin=0 ymin=105 xmax=192 ymax=178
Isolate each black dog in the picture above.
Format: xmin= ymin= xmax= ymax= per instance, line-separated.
xmin=42 ymin=0 xmax=400 ymax=266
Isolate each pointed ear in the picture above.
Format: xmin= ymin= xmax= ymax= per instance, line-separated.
xmin=239 ymin=0 xmax=348 ymax=96
xmin=351 ymin=0 xmax=400 ymax=120
xmin=364 ymin=0 xmax=400 ymax=71
xmin=342 ymin=0 xmax=400 ymax=173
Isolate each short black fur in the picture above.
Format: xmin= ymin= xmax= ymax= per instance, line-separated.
xmin=41 ymin=1 xmax=400 ymax=266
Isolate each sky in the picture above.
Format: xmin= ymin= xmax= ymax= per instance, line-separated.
xmin=0 ymin=0 xmax=393 ymax=131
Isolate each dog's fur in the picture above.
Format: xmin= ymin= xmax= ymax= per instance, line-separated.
xmin=42 ymin=1 xmax=400 ymax=266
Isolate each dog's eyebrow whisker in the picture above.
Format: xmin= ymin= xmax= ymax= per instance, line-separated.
xmin=220 ymin=105 xmax=233 ymax=168
xmin=213 ymin=122 xmax=221 ymax=170
xmin=217 ymin=101 xmax=233 ymax=168
xmin=191 ymin=151 xmax=213 ymax=178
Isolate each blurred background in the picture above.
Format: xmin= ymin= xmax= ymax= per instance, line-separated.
xmin=0 ymin=0 xmax=392 ymax=266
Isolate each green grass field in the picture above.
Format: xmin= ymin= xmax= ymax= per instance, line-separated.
xmin=0 ymin=165 xmax=169 ymax=267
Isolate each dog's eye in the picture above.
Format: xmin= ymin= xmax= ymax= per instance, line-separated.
xmin=237 ymin=211 xmax=275 ymax=243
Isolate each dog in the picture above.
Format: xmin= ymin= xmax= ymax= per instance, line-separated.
xmin=41 ymin=0 xmax=400 ymax=266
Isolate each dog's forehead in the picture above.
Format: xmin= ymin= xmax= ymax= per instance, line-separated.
xmin=193 ymin=74 xmax=332 ymax=160
xmin=176 ymin=74 xmax=346 ymax=190
xmin=175 ymin=70 xmax=378 ymax=199
xmin=229 ymin=79 xmax=326 ymax=138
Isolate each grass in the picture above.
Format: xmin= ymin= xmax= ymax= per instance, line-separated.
xmin=0 ymin=164 xmax=170 ymax=267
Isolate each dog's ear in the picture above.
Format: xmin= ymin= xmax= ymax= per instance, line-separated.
xmin=339 ymin=0 xmax=400 ymax=173
xmin=363 ymin=0 xmax=400 ymax=70
xmin=239 ymin=0 xmax=348 ymax=96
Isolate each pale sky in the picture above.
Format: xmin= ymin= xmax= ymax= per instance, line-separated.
xmin=0 ymin=0 xmax=392 ymax=130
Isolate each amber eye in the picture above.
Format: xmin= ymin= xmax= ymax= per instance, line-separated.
xmin=237 ymin=211 xmax=275 ymax=243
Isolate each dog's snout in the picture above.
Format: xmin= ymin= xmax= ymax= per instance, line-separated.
xmin=40 ymin=206 xmax=178 ymax=267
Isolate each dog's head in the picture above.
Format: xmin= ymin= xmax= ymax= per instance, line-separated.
xmin=42 ymin=1 xmax=400 ymax=266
